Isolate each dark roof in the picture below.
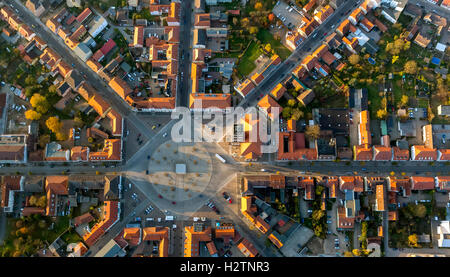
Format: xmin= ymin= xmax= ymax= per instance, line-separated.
xmin=194 ymin=29 xmax=206 ymax=45
xmin=318 ymin=108 xmax=350 ymax=135
xmin=104 ymin=176 xmax=121 ymax=200
xmin=317 ymin=137 xmax=337 ymax=156
xmin=364 ymin=39 xmax=379 ymax=55
xmin=57 ymin=82 xmax=71 ymax=95
xmin=65 ymin=71 xmax=84 ymax=90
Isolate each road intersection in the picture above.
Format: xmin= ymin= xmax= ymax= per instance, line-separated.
xmin=2 ymin=0 xmax=450 ymax=258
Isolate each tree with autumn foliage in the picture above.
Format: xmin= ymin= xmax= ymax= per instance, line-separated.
xmin=349 ymin=54 xmax=360 ymax=65
xmin=254 ymin=2 xmax=263 ymax=10
xmin=305 ymin=125 xmax=320 ymax=140
xmin=45 ymin=116 xmax=62 ymax=133
xmin=25 ymin=110 xmax=41 ymax=121
xmin=30 ymin=93 xmax=50 ymax=115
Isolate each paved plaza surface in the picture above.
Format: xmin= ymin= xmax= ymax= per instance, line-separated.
xmin=125 ymin=131 xmax=239 ymax=217
xmin=147 ymin=141 xmax=213 ymax=202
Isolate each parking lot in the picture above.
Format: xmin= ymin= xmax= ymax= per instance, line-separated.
xmin=123 ymin=119 xmax=149 ymax=161
xmin=272 ymin=1 xmax=305 ymax=29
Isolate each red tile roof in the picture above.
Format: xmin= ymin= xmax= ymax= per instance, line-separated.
xmin=354 ymin=144 xmax=373 ymax=160
xmin=411 ymin=176 xmax=435 ymax=190
xmin=83 ymin=201 xmax=119 ymax=246
xmin=339 ymin=176 xmax=364 ymax=192
xmin=411 ymin=145 xmax=437 ymax=161
xmin=373 ymin=145 xmax=392 ymax=161
xmin=237 ymin=238 xmax=258 ymax=257
xmin=100 ymin=38 xmax=116 ymax=56
xmin=277 ymin=132 xmax=317 ymax=160
xmin=258 ymin=95 xmax=282 ymax=121
xmin=76 ymin=7 xmax=92 ymax=23
xmin=184 ymin=225 xmax=212 ymax=257
xmin=393 ymin=147 xmax=409 ymax=160
xmin=189 ymin=93 xmax=231 ymax=109
xmin=438 ymin=149 xmax=450 ymax=161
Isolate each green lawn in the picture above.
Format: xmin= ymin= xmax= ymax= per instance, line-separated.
xmin=417 ymin=98 xmax=429 ymax=108
xmin=236 ymin=41 xmax=262 ymax=77
xmin=44 ymin=216 xmax=70 ymax=243
xmin=61 ymin=230 xmax=82 ymax=244
xmin=367 ymin=86 xmax=382 ymax=118
xmin=256 ymin=29 xmax=292 ymax=60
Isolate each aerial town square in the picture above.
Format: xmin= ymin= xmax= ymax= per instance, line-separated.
xmin=0 ymin=0 xmax=448 ymax=260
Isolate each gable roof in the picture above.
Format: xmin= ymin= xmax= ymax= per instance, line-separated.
xmin=76 ymin=7 xmax=92 ymax=23
xmin=189 ymin=93 xmax=231 ymax=110
xmin=257 ymin=95 xmax=282 ymax=120
xmin=354 ymin=144 xmax=373 ymax=160
xmin=373 ymin=145 xmax=392 ymax=160
xmin=411 ymin=176 xmax=435 ymax=190
xmin=411 ymin=145 xmax=437 ymax=161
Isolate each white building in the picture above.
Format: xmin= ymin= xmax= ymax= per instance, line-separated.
xmin=88 ymin=15 xmax=108 ymax=38
xmin=437 ymin=221 xmax=450 ymax=247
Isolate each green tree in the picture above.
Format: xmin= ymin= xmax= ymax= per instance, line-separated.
xmin=312 ymin=210 xmax=325 ymax=222
xmin=287 ymin=99 xmax=296 ymax=107
xmin=291 ymin=109 xmax=304 ymax=121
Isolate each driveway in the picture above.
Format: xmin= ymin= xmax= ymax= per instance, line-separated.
xmin=0 ymin=211 xmax=6 ymax=246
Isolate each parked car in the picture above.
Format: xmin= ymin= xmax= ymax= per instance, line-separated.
xmin=222 ymin=192 xmax=232 ymax=203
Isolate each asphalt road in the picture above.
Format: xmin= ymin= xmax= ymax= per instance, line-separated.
xmin=177 ymin=0 xmax=193 ymax=108
xmin=408 ymin=0 xmax=450 ymax=17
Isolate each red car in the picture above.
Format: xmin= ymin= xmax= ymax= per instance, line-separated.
xmin=222 ymin=192 xmax=232 ymax=203
xmin=158 ymin=194 xmax=163 ymax=199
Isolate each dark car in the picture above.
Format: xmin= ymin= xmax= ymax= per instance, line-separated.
xmin=146 ymin=170 xmax=149 ymax=174
xmin=222 ymin=192 xmax=232 ymax=203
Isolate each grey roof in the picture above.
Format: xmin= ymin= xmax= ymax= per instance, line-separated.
xmin=104 ymin=176 xmax=121 ymax=200
xmin=94 ymin=240 xmax=126 ymax=257
xmin=65 ymin=71 xmax=84 ymax=90
xmin=438 ymin=105 xmax=450 ymax=116
xmin=194 ymin=29 xmax=206 ymax=46
xmin=73 ymin=43 xmax=93 ymax=62
xmin=364 ymin=39 xmax=379 ymax=55
xmin=57 ymin=82 xmax=71 ymax=95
